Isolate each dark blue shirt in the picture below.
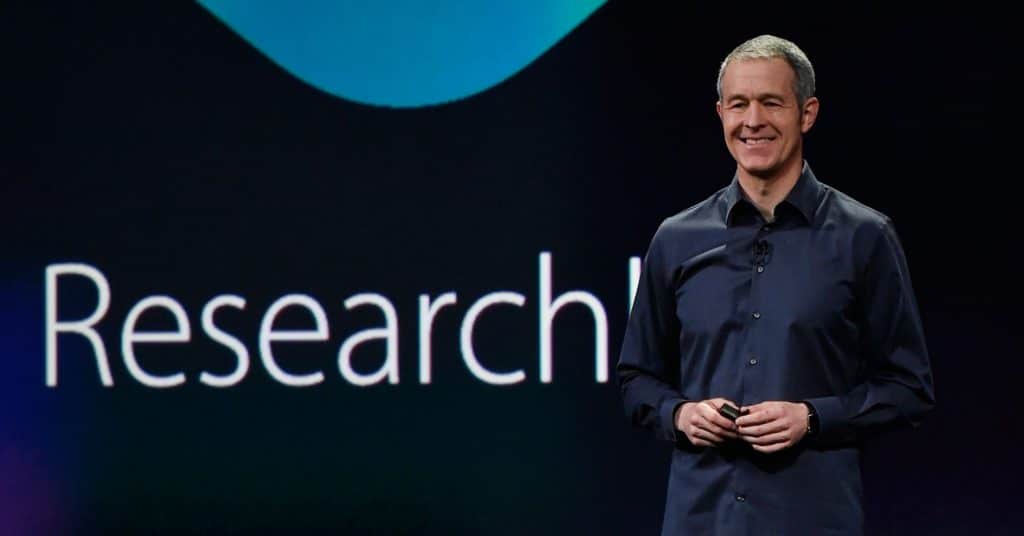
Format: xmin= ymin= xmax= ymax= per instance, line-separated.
xmin=617 ymin=163 xmax=935 ymax=535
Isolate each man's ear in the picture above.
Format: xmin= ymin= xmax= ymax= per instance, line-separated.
xmin=801 ymin=96 xmax=819 ymax=133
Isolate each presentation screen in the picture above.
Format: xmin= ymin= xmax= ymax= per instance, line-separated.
xmin=3 ymin=3 xmax=1014 ymax=534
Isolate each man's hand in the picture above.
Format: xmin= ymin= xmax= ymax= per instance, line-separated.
xmin=735 ymin=401 xmax=808 ymax=453
xmin=674 ymin=398 xmax=739 ymax=447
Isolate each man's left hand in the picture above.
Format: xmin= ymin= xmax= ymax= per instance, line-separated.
xmin=735 ymin=401 xmax=808 ymax=453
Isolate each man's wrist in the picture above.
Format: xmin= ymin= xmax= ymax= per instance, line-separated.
xmin=801 ymin=401 xmax=819 ymax=437
xmin=673 ymin=401 xmax=692 ymax=431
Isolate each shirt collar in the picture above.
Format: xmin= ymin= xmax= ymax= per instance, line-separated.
xmin=723 ymin=161 xmax=823 ymax=226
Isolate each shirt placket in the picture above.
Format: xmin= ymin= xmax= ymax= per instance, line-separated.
xmin=747 ymin=219 xmax=773 ymax=383
xmin=734 ymin=219 xmax=773 ymax=528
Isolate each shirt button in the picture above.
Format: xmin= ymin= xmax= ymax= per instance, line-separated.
xmin=752 ymin=311 xmax=761 ymax=319
xmin=762 ymin=225 xmax=772 ymax=232
xmin=749 ymin=358 xmax=758 ymax=365
xmin=756 ymin=265 xmax=764 ymax=273
xmin=736 ymin=495 xmax=746 ymax=502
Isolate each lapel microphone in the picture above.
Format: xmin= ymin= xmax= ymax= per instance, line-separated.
xmin=752 ymin=240 xmax=772 ymax=266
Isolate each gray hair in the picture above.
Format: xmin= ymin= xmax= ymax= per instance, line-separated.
xmin=716 ymin=35 xmax=816 ymax=106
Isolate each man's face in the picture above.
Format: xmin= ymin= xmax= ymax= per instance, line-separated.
xmin=716 ymin=57 xmax=818 ymax=181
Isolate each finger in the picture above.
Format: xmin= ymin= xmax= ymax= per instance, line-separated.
xmin=736 ymin=402 xmax=785 ymax=426
xmin=735 ymin=409 xmax=774 ymax=427
xmin=699 ymin=402 xmax=740 ymax=433
xmin=738 ymin=402 xmax=764 ymax=413
xmin=698 ymin=414 xmax=738 ymax=439
xmin=751 ymin=440 xmax=792 ymax=453
xmin=708 ymin=397 xmax=741 ymax=421
xmin=737 ymin=420 xmax=787 ymax=438
xmin=697 ymin=427 xmax=726 ymax=444
xmin=709 ymin=398 xmax=739 ymax=410
xmin=690 ymin=425 xmax=726 ymax=445
xmin=742 ymin=430 xmax=793 ymax=446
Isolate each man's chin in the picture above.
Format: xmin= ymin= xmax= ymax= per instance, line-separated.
xmin=738 ymin=160 xmax=779 ymax=179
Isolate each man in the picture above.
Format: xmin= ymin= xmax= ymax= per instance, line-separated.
xmin=617 ymin=34 xmax=935 ymax=535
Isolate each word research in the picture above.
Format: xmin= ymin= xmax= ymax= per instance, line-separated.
xmin=45 ymin=252 xmax=642 ymax=388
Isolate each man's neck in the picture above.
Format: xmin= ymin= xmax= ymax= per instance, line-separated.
xmin=736 ymin=159 xmax=803 ymax=223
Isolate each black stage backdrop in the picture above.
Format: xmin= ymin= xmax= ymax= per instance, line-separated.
xmin=2 ymin=3 xmax=1018 ymax=534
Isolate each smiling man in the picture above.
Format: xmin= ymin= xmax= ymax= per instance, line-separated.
xmin=617 ymin=35 xmax=935 ymax=535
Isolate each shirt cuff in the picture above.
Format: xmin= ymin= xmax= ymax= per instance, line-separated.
xmin=803 ymin=395 xmax=845 ymax=443
xmin=660 ymin=397 xmax=689 ymax=443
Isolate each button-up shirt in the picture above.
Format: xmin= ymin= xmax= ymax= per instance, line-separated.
xmin=617 ymin=163 xmax=935 ymax=535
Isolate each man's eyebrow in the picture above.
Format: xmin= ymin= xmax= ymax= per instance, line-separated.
xmin=724 ymin=92 xmax=788 ymax=102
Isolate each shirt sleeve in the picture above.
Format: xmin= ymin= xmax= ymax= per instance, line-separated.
xmin=805 ymin=218 xmax=936 ymax=445
xmin=616 ymin=226 xmax=691 ymax=444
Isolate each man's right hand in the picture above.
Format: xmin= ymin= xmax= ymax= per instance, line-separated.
xmin=674 ymin=398 xmax=740 ymax=447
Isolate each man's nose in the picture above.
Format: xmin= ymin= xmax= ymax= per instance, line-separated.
xmin=743 ymin=102 xmax=766 ymax=128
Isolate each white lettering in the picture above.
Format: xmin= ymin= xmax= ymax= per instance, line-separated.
xmin=121 ymin=296 xmax=190 ymax=388
xmin=45 ymin=263 xmax=114 ymax=387
xmin=460 ymin=292 xmax=526 ymax=385
xmin=338 ymin=293 xmax=400 ymax=386
xmin=259 ymin=294 xmax=327 ymax=387
xmin=417 ymin=292 xmax=457 ymax=384
xmin=539 ymin=252 xmax=608 ymax=383
xmin=628 ymin=256 xmax=642 ymax=311
xmin=199 ymin=295 xmax=249 ymax=387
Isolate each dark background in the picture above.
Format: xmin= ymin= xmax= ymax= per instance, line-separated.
xmin=2 ymin=3 xmax=1018 ymax=534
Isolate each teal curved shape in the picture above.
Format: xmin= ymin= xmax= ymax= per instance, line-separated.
xmin=198 ymin=1 xmax=606 ymax=108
